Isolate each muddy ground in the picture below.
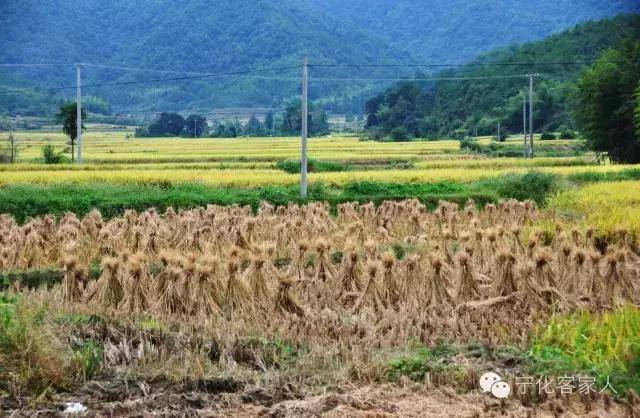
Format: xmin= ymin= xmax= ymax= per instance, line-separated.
xmin=3 ymin=377 xmax=635 ymax=417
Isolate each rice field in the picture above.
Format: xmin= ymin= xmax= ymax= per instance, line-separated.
xmin=550 ymin=180 xmax=640 ymax=240
xmin=0 ymin=130 xmax=630 ymax=188
xmin=2 ymin=198 xmax=639 ymax=411
xmin=11 ymin=131 xmax=462 ymax=163
xmin=0 ymin=162 xmax=636 ymax=187
xmin=2 ymin=130 xmax=640 ymax=415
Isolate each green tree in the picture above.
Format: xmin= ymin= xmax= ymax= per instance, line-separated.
xmin=148 ymin=112 xmax=185 ymax=136
xmin=56 ymin=102 xmax=86 ymax=163
xmin=0 ymin=132 xmax=18 ymax=163
xmin=245 ymin=115 xmax=264 ymax=136
xmin=264 ymin=111 xmax=274 ymax=134
xmin=184 ymin=114 xmax=207 ymax=137
xmin=572 ymin=43 xmax=640 ymax=163
xmin=635 ymin=84 xmax=640 ymax=139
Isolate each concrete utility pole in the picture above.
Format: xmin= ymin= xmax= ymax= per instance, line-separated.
xmin=300 ymin=57 xmax=309 ymax=198
xmin=497 ymin=121 xmax=501 ymax=142
xmin=529 ymin=74 xmax=534 ymax=158
xmin=76 ymin=63 xmax=82 ymax=163
xmin=522 ymin=92 xmax=527 ymax=158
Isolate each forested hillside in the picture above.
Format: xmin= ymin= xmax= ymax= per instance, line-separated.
xmin=311 ymin=0 xmax=640 ymax=63
xmin=0 ymin=0 xmax=638 ymax=116
xmin=365 ymin=14 xmax=640 ymax=139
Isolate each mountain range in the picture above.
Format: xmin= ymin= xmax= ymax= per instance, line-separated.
xmin=0 ymin=0 xmax=638 ymax=115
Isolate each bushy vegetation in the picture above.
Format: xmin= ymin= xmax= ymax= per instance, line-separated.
xmin=0 ymin=171 xmax=567 ymax=222
xmin=364 ymin=15 xmax=640 ymax=139
xmin=460 ymin=138 xmax=586 ymax=157
xmin=40 ymin=144 xmax=68 ymax=164
xmin=276 ymin=159 xmax=349 ymax=173
xmin=572 ymin=42 xmax=640 ymax=163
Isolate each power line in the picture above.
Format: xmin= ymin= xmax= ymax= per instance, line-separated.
xmin=308 ymin=74 xmax=531 ymax=82
xmin=0 ymin=65 xmax=302 ymax=95
xmin=81 ymin=63 xmax=216 ymax=76
xmin=308 ymin=59 xmax=623 ymax=68
xmin=0 ymin=72 xmax=536 ymax=95
xmin=0 ymin=63 xmax=69 ymax=67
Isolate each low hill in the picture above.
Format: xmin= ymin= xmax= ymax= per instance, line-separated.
xmin=364 ymin=14 xmax=640 ymax=138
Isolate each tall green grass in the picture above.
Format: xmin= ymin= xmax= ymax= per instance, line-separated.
xmin=530 ymin=305 xmax=640 ymax=395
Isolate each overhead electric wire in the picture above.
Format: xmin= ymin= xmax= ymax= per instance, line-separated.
xmin=308 ymin=59 xmax=623 ymax=68
xmin=82 ymin=63 xmax=218 ymax=76
xmin=308 ymin=74 xmax=531 ymax=82
xmin=0 ymin=65 xmax=302 ymax=95
xmin=0 ymin=57 xmax=613 ymax=96
xmin=0 ymin=63 xmax=69 ymax=67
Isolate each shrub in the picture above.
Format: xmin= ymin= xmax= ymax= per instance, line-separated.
xmin=41 ymin=144 xmax=68 ymax=164
xmin=486 ymin=171 xmax=559 ymax=206
xmin=540 ymin=131 xmax=557 ymax=140
xmin=134 ymin=127 xmax=151 ymax=138
xmin=0 ymin=295 xmax=70 ymax=395
xmin=276 ymin=159 xmax=348 ymax=174
xmin=390 ymin=127 xmax=410 ymax=142
xmin=559 ymin=128 xmax=577 ymax=139
xmin=459 ymin=138 xmax=482 ymax=153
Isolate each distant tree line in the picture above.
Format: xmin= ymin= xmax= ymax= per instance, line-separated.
xmin=572 ymin=41 xmax=640 ymax=164
xmin=135 ymin=100 xmax=330 ymax=138
xmin=363 ymin=15 xmax=640 ymax=144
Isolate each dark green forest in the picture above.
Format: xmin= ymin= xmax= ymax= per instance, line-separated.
xmin=0 ymin=0 xmax=637 ymax=116
xmin=365 ymin=14 xmax=640 ymax=139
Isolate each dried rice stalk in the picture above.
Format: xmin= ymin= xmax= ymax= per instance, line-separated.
xmin=275 ymin=276 xmax=306 ymax=317
xmin=456 ymin=252 xmax=480 ymax=302
xmin=89 ymin=257 xmax=123 ymax=308
xmin=493 ymin=251 xmax=517 ymax=296
xmin=62 ymin=256 xmax=87 ymax=302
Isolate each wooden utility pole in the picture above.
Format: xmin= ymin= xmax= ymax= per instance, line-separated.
xmin=497 ymin=121 xmax=501 ymax=142
xmin=529 ymin=74 xmax=534 ymax=158
xmin=522 ymin=92 xmax=527 ymax=158
xmin=76 ymin=63 xmax=82 ymax=163
xmin=300 ymin=57 xmax=309 ymax=198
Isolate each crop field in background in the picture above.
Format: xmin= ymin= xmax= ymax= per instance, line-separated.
xmin=10 ymin=131 xmax=575 ymax=163
xmin=0 ymin=131 xmax=628 ymax=189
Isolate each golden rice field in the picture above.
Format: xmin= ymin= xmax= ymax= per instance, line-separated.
xmin=10 ymin=131 xmax=576 ymax=162
xmin=0 ymin=162 xmax=636 ymax=187
xmin=0 ymin=130 xmax=631 ymax=188
xmin=550 ymin=181 xmax=640 ymax=239
xmin=12 ymin=131 xmax=462 ymax=162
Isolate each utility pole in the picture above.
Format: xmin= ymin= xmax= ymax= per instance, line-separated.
xmin=522 ymin=91 xmax=527 ymax=158
xmin=76 ymin=63 xmax=82 ymax=163
xmin=529 ymin=74 xmax=534 ymax=158
xmin=497 ymin=121 xmax=500 ymax=142
xmin=300 ymin=57 xmax=309 ymax=198
xmin=194 ymin=117 xmax=197 ymax=139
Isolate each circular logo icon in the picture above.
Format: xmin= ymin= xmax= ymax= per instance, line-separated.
xmin=479 ymin=372 xmax=502 ymax=393
xmin=491 ymin=381 xmax=511 ymax=399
